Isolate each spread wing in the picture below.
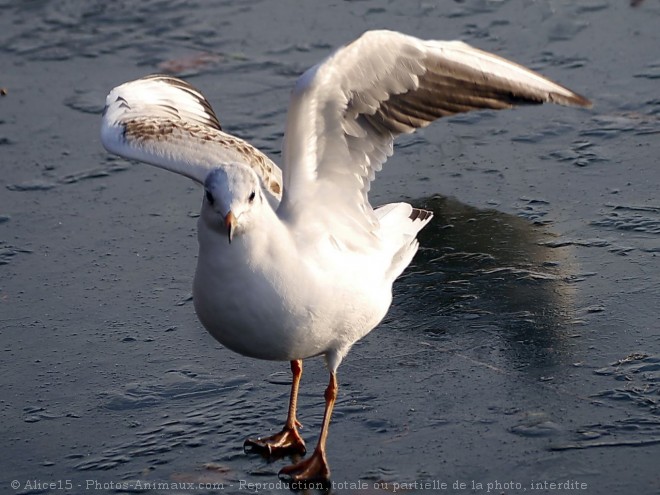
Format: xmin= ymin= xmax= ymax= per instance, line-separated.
xmin=278 ymin=30 xmax=590 ymax=241
xmin=101 ymin=75 xmax=282 ymax=200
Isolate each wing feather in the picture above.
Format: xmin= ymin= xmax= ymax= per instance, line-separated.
xmin=101 ymin=75 xmax=282 ymax=200
xmin=279 ymin=30 xmax=590 ymax=241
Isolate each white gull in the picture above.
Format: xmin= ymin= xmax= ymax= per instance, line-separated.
xmin=101 ymin=30 xmax=590 ymax=482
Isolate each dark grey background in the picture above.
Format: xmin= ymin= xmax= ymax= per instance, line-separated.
xmin=1 ymin=1 xmax=658 ymax=494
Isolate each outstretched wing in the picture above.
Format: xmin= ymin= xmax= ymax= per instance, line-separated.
xmin=279 ymin=30 xmax=590 ymax=241
xmin=101 ymin=75 xmax=282 ymax=199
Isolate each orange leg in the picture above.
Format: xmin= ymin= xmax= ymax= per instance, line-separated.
xmin=279 ymin=371 xmax=337 ymax=482
xmin=244 ymin=360 xmax=306 ymax=457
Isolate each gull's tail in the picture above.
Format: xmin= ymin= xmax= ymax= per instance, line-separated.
xmin=375 ymin=203 xmax=433 ymax=282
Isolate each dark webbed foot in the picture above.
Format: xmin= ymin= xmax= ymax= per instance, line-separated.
xmin=244 ymin=424 xmax=306 ymax=457
xmin=278 ymin=447 xmax=330 ymax=482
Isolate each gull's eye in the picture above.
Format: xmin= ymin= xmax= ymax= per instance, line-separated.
xmin=205 ymin=190 xmax=214 ymax=205
xmin=248 ymin=191 xmax=256 ymax=203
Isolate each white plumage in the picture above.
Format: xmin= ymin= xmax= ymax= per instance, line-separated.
xmin=101 ymin=30 xmax=590 ymax=482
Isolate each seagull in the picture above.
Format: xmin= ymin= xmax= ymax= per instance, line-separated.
xmin=101 ymin=30 xmax=590 ymax=482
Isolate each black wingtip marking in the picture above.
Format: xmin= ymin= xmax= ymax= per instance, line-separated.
xmin=142 ymin=74 xmax=223 ymax=131
xmin=409 ymin=208 xmax=433 ymax=222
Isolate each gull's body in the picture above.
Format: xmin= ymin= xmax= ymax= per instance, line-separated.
xmin=101 ymin=30 xmax=590 ymax=482
xmin=194 ymin=199 xmax=401 ymax=369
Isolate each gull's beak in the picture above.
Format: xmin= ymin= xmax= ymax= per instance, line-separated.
xmin=224 ymin=211 xmax=236 ymax=244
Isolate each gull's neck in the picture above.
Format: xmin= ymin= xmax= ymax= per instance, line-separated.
xmin=197 ymin=197 xmax=290 ymax=264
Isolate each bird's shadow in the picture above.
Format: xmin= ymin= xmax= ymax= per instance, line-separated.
xmin=387 ymin=193 xmax=578 ymax=371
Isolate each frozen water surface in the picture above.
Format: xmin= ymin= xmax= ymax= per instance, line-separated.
xmin=1 ymin=1 xmax=658 ymax=494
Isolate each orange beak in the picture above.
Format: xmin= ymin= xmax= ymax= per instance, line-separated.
xmin=224 ymin=211 xmax=236 ymax=243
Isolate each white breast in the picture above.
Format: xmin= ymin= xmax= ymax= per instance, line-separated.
xmin=191 ymin=218 xmax=391 ymax=363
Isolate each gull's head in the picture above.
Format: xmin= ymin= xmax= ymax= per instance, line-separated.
xmin=202 ymin=164 xmax=264 ymax=243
